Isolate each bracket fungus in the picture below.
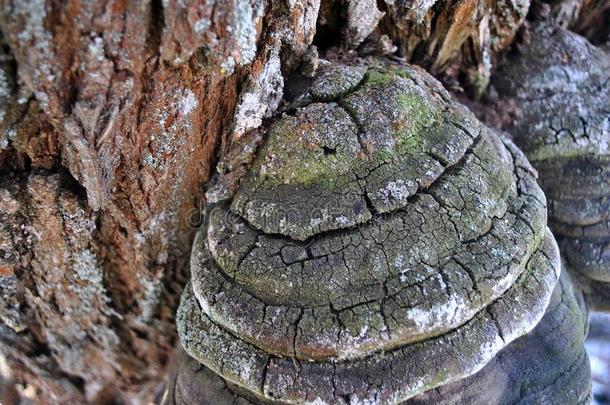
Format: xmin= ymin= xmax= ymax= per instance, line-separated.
xmin=494 ymin=24 xmax=610 ymax=310
xmin=175 ymin=61 xmax=561 ymax=404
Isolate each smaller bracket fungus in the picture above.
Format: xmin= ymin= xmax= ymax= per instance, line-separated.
xmin=177 ymin=61 xmax=560 ymax=404
xmin=493 ymin=23 xmax=610 ymax=310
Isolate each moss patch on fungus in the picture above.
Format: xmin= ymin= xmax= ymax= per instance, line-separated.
xmin=365 ymin=68 xmax=396 ymax=87
xmin=249 ymin=103 xmax=362 ymax=188
xmin=395 ymin=92 xmax=441 ymax=154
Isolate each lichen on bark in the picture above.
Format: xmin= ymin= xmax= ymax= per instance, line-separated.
xmin=0 ymin=0 xmax=320 ymax=401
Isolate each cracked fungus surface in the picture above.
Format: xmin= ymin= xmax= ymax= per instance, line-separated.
xmin=177 ymin=62 xmax=561 ymax=404
xmin=406 ymin=268 xmax=591 ymax=405
xmin=494 ymin=24 xmax=610 ymax=309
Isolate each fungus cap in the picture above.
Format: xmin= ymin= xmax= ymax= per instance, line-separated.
xmin=178 ymin=61 xmax=560 ymax=404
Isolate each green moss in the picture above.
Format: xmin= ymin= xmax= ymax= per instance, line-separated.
xmin=249 ymin=67 xmax=446 ymax=189
xmin=250 ymin=122 xmax=358 ymax=188
xmin=395 ymin=92 xmax=440 ymax=154
xmin=366 ymin=65 xmax=419 ymax=86
xmin=365 ymin=68 xmax=395 ymax=87
xmin=396 ymin=93 xmax=438 ymax=125
xmin=397 ymin=134 xmax=423 ymax=151
xmin=372 ymin=147 xmax=399 ymax=164
xmin=471 ymin=72 xmax=489 ymax=101
xmin=528 ymin=141 xmax=601 ymax=162
xmin=424 ymin=369 xmax=450 ymax=391
xmin=280 ymin=157 xmax=352 ymax=186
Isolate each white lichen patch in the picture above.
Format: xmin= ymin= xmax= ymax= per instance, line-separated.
xmin=232 ymin=45 xmax=283 ymax=140
xmin=410 ymin=0 xmax=440 ymax=22
xmin=135 ymin=272 xmax=164 ymax=324
xmin=376 ymin=179 xmax=416 ymax=205
xmin=335 ymin=215 xmax=350 ymax=226
xmin=71 ymin=249 xmax=120 ymax=319
xmin=194 ymin=18 xmax=210 ymax=34
xmin=406 ymin=293 xmax=467 ymax=331
xmin=87 ymin=36 xmax=106 ymax=63
xmin=345 ymin=0 xmax=385 ymax=48
xmin=179 ymin=89 xmax=198 ymax=116
xmin=286 ymin=0 xmax=321 ymax=48
xmin=305 ymin=397 xmax=330 ymax=405
xmin=234 ymin=0 xmax=264 ymax=67
xmin=13 ymin=0 xmax=55 ymax=110
xmin=144 ymin=88 xmax=198 ymax=172
xmin=0 ymin=65 xmax=10 ymax=99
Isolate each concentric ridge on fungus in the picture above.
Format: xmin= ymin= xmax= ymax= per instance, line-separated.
xmin=166 ymin=267 xmax=590 ymax=405
xmin=177 ymin=61 xmax=561 ymax=404
xmin=406 ymin=268 xmax=591 ymax=405
xmin=494 ymin=23 xmax=610 ymax=310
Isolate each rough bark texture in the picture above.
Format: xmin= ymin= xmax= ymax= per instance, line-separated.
xmin=0 ymin=0 xmax=319 ymax=402
xmin=0 ymin=0 xmax=607 ymax=403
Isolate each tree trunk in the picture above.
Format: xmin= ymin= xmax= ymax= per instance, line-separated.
xmin=0 ymin=0 xmax=607 ymax=404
